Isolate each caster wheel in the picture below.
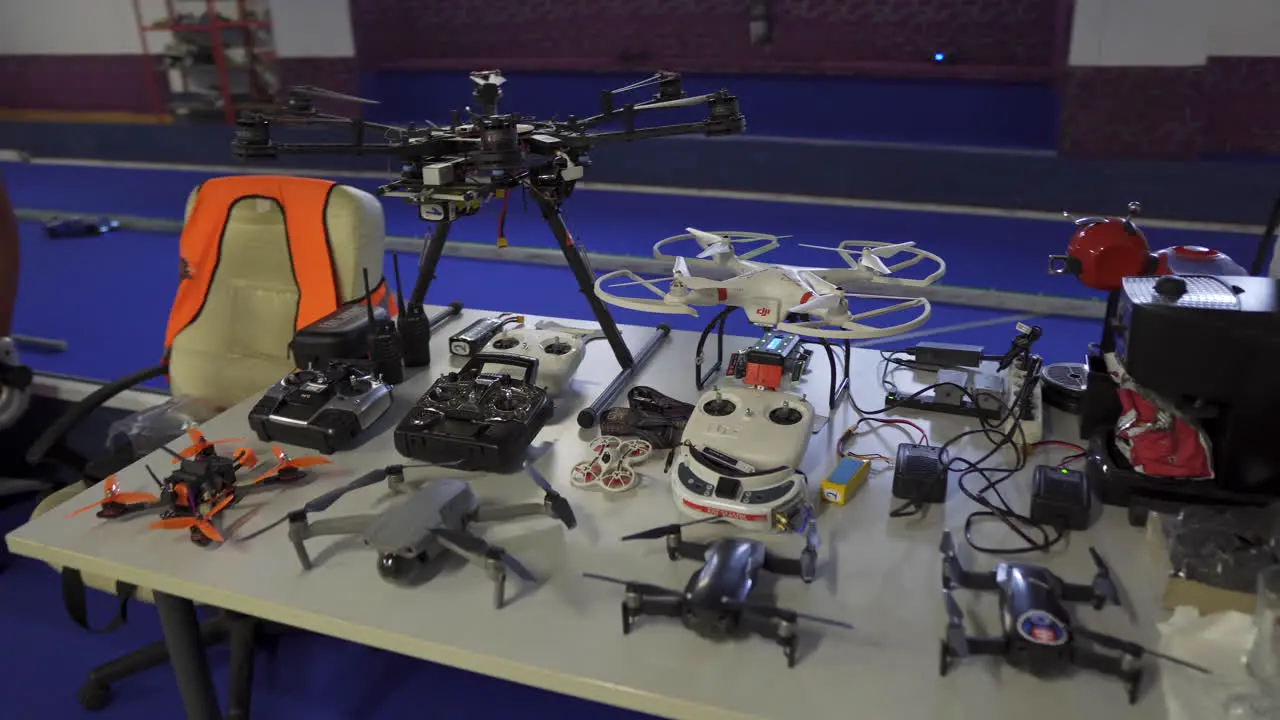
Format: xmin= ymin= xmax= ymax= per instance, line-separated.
xmin=78 ymin=680 xmax=112 ymax=711
xmin=1126 ymin=670 xmax=1143 ymax=705
xmin=783 ymin=640 xmax=797 ymax=669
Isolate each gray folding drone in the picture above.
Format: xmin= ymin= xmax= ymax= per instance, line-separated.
xmin=246 ymin=462 xmax=577 ymax=609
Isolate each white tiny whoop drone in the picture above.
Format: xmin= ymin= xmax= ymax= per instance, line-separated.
xmin=594 ymin=227 xmax=947 ymax=341
xmin=570 ymin=436 xmax=652 ymax=493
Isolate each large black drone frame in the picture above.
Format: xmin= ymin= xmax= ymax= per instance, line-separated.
xmin=232 ymin=72 xmax=746 ymax=428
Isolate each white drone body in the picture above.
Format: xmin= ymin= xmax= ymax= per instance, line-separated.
xmin=594 ymin=228 xmax=948 ymax=341
xmin=570 ymin=436 xmax=652 ymax=493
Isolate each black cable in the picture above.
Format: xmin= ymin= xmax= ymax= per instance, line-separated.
xmin=1251 ymin=188 xmax=1280 ymax=275
xmin=857 ymin=337 xmax=1064 ymax=554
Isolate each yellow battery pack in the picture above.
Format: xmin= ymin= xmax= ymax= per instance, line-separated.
xmin=820 ymin=457 xmax=871 ymax=505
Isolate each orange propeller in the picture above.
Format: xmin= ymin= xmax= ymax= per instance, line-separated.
xmin=249 ymin=445 xmax=331 ymax=484
xmin=232 ymin=447 xmax=259 ymax=470
xmin=64 ymin=476 xmax=160 ymax=517
xmin=147 ymin=492 xmax=236 ymax=543
xmin=173 ymin=428 xmax=246 ymax=463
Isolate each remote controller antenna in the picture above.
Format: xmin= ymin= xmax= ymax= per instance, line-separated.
xmin=363 ymin=268 xmax=405 ymax=384
xmin=393 ymin=253 xmax=407 ymax=316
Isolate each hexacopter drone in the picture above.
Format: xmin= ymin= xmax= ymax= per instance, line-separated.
xmin=233 ymin=72 xmax=745 ymax=428
xmin=595 ymin=227 xmax=946 ymax=341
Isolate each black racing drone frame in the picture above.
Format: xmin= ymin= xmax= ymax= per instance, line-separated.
xmin=694 ymin=307 xmax=852 ymax=411
xmin=232 ymin=72 xmax=745 ymax=428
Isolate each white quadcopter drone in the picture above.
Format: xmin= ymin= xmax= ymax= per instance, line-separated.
xmin=570 ymin=436 xmax=652 ymax=493
xmin=593 ymin=228 xmax=947 ymax=341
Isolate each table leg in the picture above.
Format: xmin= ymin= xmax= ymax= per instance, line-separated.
xmin=154 ymin=591 xmax=222 ymax=720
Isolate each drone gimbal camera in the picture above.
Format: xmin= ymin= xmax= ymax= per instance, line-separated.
xmin=232 ymin=72 xmax=744 ymax=429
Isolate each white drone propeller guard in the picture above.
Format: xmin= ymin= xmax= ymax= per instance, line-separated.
xmin=653 ymin=230 xmax=782 ymax=265
xmin=775 ymin=294 xmax=933 ymax=341
xmin=570 ymin=436 xmax=653 ymax=493
xmin=819 ymin=239 xmax=947 ymax=287
xmin=594 ymin=269 xmax=700 ymax=316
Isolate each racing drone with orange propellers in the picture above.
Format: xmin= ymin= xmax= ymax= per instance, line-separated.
xmin=66 ymin=430 xmax=331 ymax=546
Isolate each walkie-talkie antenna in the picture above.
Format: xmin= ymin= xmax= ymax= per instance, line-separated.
xmin=392 ymin=254 xmax=407 ymax=315
xmin=362 ymin=268 xmax=377 ymax=327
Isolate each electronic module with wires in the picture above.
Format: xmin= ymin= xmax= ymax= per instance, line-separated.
xmin=449 ymin=314 xmax=524 ymax=357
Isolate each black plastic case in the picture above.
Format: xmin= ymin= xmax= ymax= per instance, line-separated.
xmin=393 ymin=353 xmax=554 ymax=473
xmin=291 ymin=303 xmax=388 ymax=369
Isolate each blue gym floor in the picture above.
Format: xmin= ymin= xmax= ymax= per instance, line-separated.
xmin=0 ymin=159 xmax=1252 ymax=718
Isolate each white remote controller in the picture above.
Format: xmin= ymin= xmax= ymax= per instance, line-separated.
xmin=480 ymin=321 xmax=601 ymax=396
xmin=671 ymin=386 xmax=814 ymax=532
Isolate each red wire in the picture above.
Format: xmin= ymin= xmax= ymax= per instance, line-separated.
xmin=837 ymin=417 xmax=929 ymax=458
xmin=1031 ymin=440 xmax=1085 ymax=453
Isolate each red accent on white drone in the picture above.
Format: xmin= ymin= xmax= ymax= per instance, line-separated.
xmin=570 ymin=436 xmax=652 ymax=493
xmin=681 ymin=499 xmax=768 ymax=522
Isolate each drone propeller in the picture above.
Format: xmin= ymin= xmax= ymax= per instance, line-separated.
xmin=289 ymin=85 xmax=380 ymax=105
xmin=798 ymin=241 xmax=916 ymax=275
xmin=1073 ymin=627 xmax=1211 ymax=674
xmin=64 ymin=475 xmax=159 ymax=517
xmin=434 ymin=527 xmax=536 ymax=582
xmin=174 ymin=428 xmax=246 ymax=463
xmin=621 ymin=515 xmax=723 ymax=541
xmin=582 ymin=572 xmax=683 ymax=597
xmin=527 ymin=463 xmax=577 ymax=529
xmin=469 ymin=71 xmax=506 ymax=87
xmin=247 ymin=445 xmax=332 ymax=485
xmin=735 ymin=599 xmax=854 ymax=630
xmin=1088 ymin=547 xmax=1122 ymax=610
xmin=687 ymin=228 xmax=734 ymax=259
xmin=236 ymin=465 xmax=410 ymax=541
xmin=148 ymin=492 xmax=236 ymax=543
xmin=943 ymin=590 xmax=971 ymax=657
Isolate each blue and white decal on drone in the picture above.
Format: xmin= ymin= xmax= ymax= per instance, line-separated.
xmin=1015 ymin=610 xmax=1068 ymax=646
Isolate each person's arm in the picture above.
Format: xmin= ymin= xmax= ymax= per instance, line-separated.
xmin=0 ymin=172 xmax=17 ymax=337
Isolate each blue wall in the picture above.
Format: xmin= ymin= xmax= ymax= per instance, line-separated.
xmin=360 ymin=71 xmax=1059 ymax=150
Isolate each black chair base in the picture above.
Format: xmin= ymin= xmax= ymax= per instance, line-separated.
xmin=78 ymin=611 xmax=278 ymax=719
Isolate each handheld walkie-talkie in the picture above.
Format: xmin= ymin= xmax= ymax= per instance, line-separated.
xmin=363 ymin=268 xmax=405 ymax=384
xmin=396 ymin=254 xmax=432 ymax=367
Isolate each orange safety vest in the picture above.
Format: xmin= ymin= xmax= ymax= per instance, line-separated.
xmin=163 ymin=175 xmax=393 ymax=360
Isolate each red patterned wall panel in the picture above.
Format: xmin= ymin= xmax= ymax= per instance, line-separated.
xmin=0 ymin=55 xmax=168 ymax=114
xmin=350 ymin=0 xmax=1060 ymax=76
xmin=1204 ymin=57 xmax=1280 ymax=156
xmin=1058 ymin=66 xmax=1206 ymax=159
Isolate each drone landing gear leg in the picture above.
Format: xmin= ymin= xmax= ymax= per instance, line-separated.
xmin=1073 ymin=649 xmax=1144 ymax=704
xmin=533 ymin=194 xmax=671 ymax=429
xmin=694 ymin=306 xmax=734 ymax=390
xmin=742 ymin=614 xmax=801 ymax=668
xmin=817 ymin=338 xmax=851 ymax=411
xmin=621 ymin=594 xmax=682 ymax=634
xmin=401 ymin=219 xmax=456 ymax=367
xmin=285 ymin=514 xmax=379 ymax=570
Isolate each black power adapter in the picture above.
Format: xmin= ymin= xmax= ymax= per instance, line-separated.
xmin=890 ymin=443 xmax=948 ymax=517
xmin=1030 ymin=465 xmax=1092 ymax=531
